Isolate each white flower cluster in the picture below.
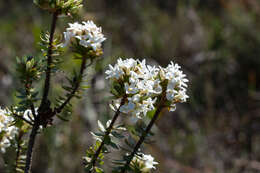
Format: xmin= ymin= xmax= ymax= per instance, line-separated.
xmin=131 ymin=153 xmax=158 ymax=172
xmin=63 ymin=21 xmax=106 ymax=51
xmin=159 ymin=61 xmax=189 ymax=111
xmin=105 ymin=58 xmax=188 ymax=118
xmin=0 ymin=108 xmax=18 ymax=153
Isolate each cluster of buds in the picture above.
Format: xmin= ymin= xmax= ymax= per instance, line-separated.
xmin=105 ymin=58 xmax=188 ymax=118
xmin=131 ymin=153 xmax=158 ymax=172
xmin=63 ymin=21 xmax=106 ymax=56
xmin=0 ymin=108 xmax=18 ymax=153
xmin=34 ymin=0 xmax=83 ymax=15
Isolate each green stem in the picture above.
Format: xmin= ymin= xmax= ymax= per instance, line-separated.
xmin=120 ymin=96 xmax=166 ymax=173
xmin=89 ymin=95 xmax=127 ymax=173
xmin=55 ymin=56 xmax=88 ymax=114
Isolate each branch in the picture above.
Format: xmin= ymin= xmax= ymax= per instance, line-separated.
xmin=55 ymin=56 xmax=89 ymax=114
xmin=24 ymin=121 xmax=40 ymax=173
xmin=24 ymin=12 xmax=59 ymax=173
xmin=39 ymin=12 xmax=58 ymax=110
xmin=30 ymin=104 xmax=37 ymax=119
xmin=120 ymin=95 xmax=166 ymax=173
xmin=89 ymin=95 xmax=127 ymax=173
xmin=13 ymin=113 xmax=34 ymax=126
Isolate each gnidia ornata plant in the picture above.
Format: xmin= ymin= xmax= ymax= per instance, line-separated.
xmin=117 ymin=60 xmax=188 ymax=173
xmin=0 ymin=1 xmax=189 ymax=173
xmin=0 ymin=1 xmax=107 ymax=172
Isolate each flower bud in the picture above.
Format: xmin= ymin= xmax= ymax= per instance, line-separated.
xmin=131 ymin=153 xmax=158 ymax=172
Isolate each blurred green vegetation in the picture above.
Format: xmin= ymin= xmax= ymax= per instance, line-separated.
xmin=0 ymin=0 xmax=259 ymax=172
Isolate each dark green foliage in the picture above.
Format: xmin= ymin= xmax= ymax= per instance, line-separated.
xmin=15 ymin=56 xmax=42 ymax=112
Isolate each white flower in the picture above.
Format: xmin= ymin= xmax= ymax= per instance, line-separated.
xmin=163 ymin=61 xmax=189 ymax=103
xmin=137 ymin=79 xmax=154 ymax=96
xmin=105 ymin=64 xmax=124 ymax=80
xmin=117 ymin=58 xmax=137 ymax=75
xmin=0 ymin=107 xmax=39 ymax=153
xmin=140 ymin=98 xmax=156 ymax=116
xmin=169 ymin=103 xmax=176 ymax=112
xmin=132 ymin=153 xmax=158 ymax=172
xmin=109 ymin=99 xmax=121 ymax=112
xmin=0 ymin=108 xmax=18 ymax=153
xmin=145 ymin=65 xmax=159 ymax=79
xmin=129 ymin=71 xmax=140 ymax=83
xmin=130 ymin=94 xmax=141 ymax=103
xmin=119 ymin=101 xmax=136 ymax=113
xmin=142 ymin=154 xmax=158 ymax=172
xmin=175 ymin=89 xmax=189 ymax=102
xmin=63 ymin=21 xmax=106 ymax=51
xmin=106 ymin=58 xmax=189 ymax=117
xmin=153 ymin=79 xmax=162 ymax=94
xmin=166 ymin=88 xmax=177 ymax=101
xmin=124 ymin=82 xmax=139 ymax=94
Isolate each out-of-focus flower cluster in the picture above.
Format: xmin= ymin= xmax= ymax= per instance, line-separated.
xmin=63 ymin=21 xmax=106 ymax=54
xmin=131 ymin=153 xmax=158 ymax=172
xmin=105 ymin=58 xmax=188 ymax=118
xmin=0 ymin=108 xmax=18 ymax=153
xmin=0 ymin=107 xmax=38 ymax=153
xmin=34 ymin=0 xmax=83 ymax=15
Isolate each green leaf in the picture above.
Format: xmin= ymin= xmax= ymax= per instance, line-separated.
xmin=111 ymin=131 xmax=124 ymax=139
xmin=146 ymin=109 xmax=156 ymax=119
xmin=81 ymin=85 xmax=90 ymax=89
xmin=98 ymin=120 xmax=106 ymax=132
xmin=84 ymin=164 xmax=93 ymax=172
xmin=93 ymin=132 xmax=105 ymax=137
xmin=109 ymin=141 xmax=119 ymax=150
xmin=125 ymin=136 xmax=136 ymax=148
xmin=95 ymin=167 xmax=104 ymax=173
xmin=103 ymin=135 xmax=111 ymax=145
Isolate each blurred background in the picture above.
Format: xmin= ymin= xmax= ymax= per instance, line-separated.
xmin=0 ymin=0 xmax=260 ymax=172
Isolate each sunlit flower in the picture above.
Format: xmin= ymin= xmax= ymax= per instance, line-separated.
xmin=106 ymin=58 xmax=189 ymax=117
xmin=131 ymin=153 xmax=158 ymax=172
xmin=63 ymin=21 xmax=106 ymax=51
xmin=105 ymin=64 xmax=124 ymax=80
xmin=119 ymin=101 xmax=136 ymax=114
xmin=124 ymin=82 xmax=139 ymax=94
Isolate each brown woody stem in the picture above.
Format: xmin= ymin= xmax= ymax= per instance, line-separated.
xmin=39 ymin=12 xmax=58 ymax=110
xmin=24 ymin=12 xmax=58 ymax=173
